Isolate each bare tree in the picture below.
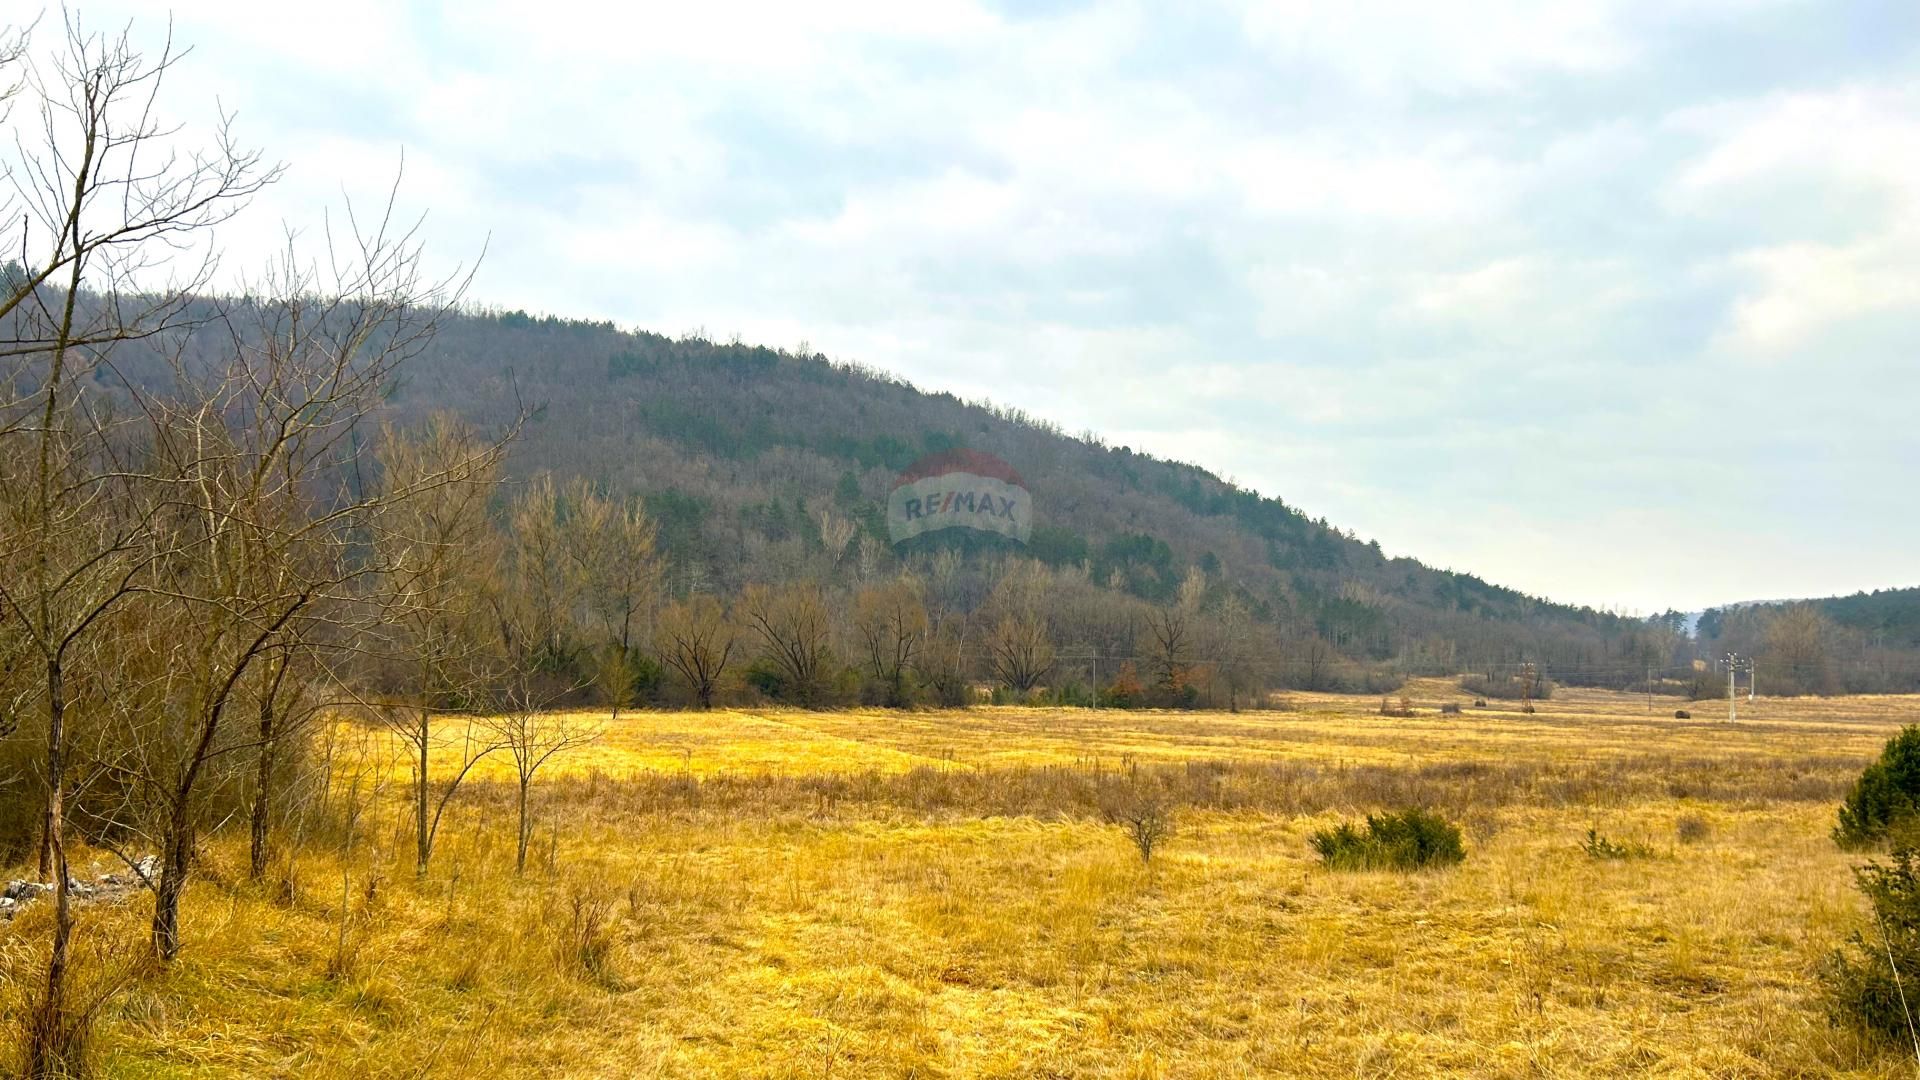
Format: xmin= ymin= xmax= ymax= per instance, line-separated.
xmin=245 ymin=645 xmax=328 ymax=881
xmin=1297 ymin=635 xmax=1336 ymax=691
xmin=370 ymin=416 xmax=510 ymax=877
xmin=566 ymin=478 xmax=659 ymax=717
xmin=853 ymin=576 xmax=927 ymax=707
xmin=738 ymin=581 xmax=836 ymax=705
xmin=117 ymin=147 xmax=494 ymax=956
xmin=1098 ymin=768 xmax=1176 ymax=866
xmin=1145 ymin=568 xmax=1207 ymax=701
xmin=1144 ymin=606 xmax=1193 ymax=699
xmin=0 ymin=15 xmax=277 ymax=1067
xmin=655 ymin=594 xmax=734 ymax=709
xmin=982 ymin=562 xmax=1055 ymax=695
xmin=501 ymin=474 xmax=580 ymax=671
xmin=915 ymin=616 xmax=971 ymax=706
xmin=1205 ymin=592 xmax=1269 ymax=712
xmin=984 ymin=611 xmax=1054 ymax=695
xmin=490 ymin=688 xmax=599 ymax=875
xmin=1763 ymin=603 xmax=1838 ymax=695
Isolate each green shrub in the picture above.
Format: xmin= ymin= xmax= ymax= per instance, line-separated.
xmin=1581 ymin=828 xmax=1651 ymax=860
xmin=1311 ymin=808 xmax=1465 ymax=871
xmin=742 ymin=657 xmax=789 ymax=701
xmin=1835 ymin=726 xmax=1920 ymax=849
xmin=1824 ymin=848 xmax=1920 ymax=1039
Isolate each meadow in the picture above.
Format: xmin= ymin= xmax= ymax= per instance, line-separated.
xmin=4 ymin=681 xmax=1916 ymax=1078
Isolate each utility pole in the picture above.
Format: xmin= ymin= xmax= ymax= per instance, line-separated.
xmin=1647 ymin=666 xmax=1653 ymax=714
xmin=1749 ymin=659 xmax=1756 ymax=702
xmin=1091 ymin=652 xmax=1099 ymax=711
xmin=1726 ymin=652 xmax=1738 ymax=722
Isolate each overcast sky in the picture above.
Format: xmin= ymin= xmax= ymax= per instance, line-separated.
xmin=56 ymin=1 xmax=1920 ymax=614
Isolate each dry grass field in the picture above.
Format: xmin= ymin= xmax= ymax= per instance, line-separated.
xmin=6 ymin=680 xmax=1920 ymax=1077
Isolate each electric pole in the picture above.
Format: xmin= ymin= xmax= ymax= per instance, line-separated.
xmin=1726 ymin=652 xmax=1738 ymax=722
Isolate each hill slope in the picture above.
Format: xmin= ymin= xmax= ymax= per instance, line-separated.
xmin=384 ymin=308 xmax=1640 ymax=675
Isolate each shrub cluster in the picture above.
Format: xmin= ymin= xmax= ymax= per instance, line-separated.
xmin=1310 ymin=808 xmax=1465 ymax=871
xmin=1459 ymin=673 xmax=1554 ymax=701
xmin=1581 ymin=828 xmax=1651 ymax=860
xmin=1825 ymin=850 xmax=1920 ymax=1040
xmin=1835 ymin=726 xmax=1920 ymax=849
xmin=1827 ymin=725 xmax=1920 ymax=1041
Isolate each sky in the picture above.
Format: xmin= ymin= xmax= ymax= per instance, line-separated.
xmin=37 ymin=1 xmax=1920 ymax=614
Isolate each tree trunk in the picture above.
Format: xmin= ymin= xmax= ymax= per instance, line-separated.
xmin=151 ymin=801 xmax=194 ymax=962
xmin=27 ymin=659 xmax=73 ymax=1077
xmin=249 ymin=654 xmax=290 ymax=882
xmin=415 ymin=706 xmax=431 ymax=876
xmin=37 ymin=801 xmax=51 ymax=879
xmin=248 ymin=705 xmax=277 ymax=882
xmin=610 ymin=646 xmax=624 ymax=723
xmin=514 ymin=777 xmax=531 ymax=876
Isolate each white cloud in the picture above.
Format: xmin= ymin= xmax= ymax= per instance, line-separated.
xmin=1668 ymin=84 xmax=1920 ymax=356
xmin=1232 ymin=0 xmax=1636 ymax=92
xmin=1720 ymin=240 xmax=1920 ymax=353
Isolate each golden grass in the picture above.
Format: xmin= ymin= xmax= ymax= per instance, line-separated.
xmin=7 ymin=683 xmax=1919 ymax=1077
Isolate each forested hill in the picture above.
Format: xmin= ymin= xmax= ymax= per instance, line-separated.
xmin=385 ymin=308 xmax=1640 ymax=675
xmin=1816 ymin=588 xmax=1920 ymax=649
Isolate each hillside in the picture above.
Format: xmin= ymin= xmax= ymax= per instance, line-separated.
xmin=380 ymin=308 xmax=1641 ymax=677
xmin=1694 ymin=587 xmax=1920 ymax=694
xmin=1815 ymin=588 xmax=1920 ymax=649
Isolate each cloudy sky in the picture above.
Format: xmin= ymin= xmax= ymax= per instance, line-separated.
xmin=53 ymin=1 xmax=1920 ymax=613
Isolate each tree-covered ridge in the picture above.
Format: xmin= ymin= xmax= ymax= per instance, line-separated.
xmin=1820 ymin=587 xmax=1920 ymax=649
xmin=383 ymin=306 xmax=1638 ymax=672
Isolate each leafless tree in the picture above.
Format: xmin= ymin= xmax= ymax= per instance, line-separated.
xmin=501 ymin=473 xmax=579 ymax=670
xmin=1144 ymin=607 xmax=1193 ymax=698
xmin=1098 ymin=768 xmax=1176 ymax=866
xmin=370 ymin=415 xmax=510 ymax=877
xmin=982 ymin=560 xmax=1054 ymax=695
xmin=655 ymin=594 xmax=734 ymax=709
xmin=738 ymin=581 xmax=836 ymax=705
xmin=1297 ymin=635 xmax=1336 ymax=692
xmin=0 ymin=15 xmax=277 ymax=1068
xmin=1145 ymin=568 xmax=1208 ymax=699
xmin=1204 ymin=592 xmax=1270 ymax=711
xmin=984 ymin=611 xmax=1054 ymax=695
xmin=915 ymin=616 xmax=971 ymax=706
xmin=489 ymin=689 xmax=599 ymax=875
xmin=854 ymin=575 xmax=927 ymax=707
xmin=122 ymin=147 xmax=493 ymax=956
xmin=565 ymin=477 xmax=659 ymax=717
xmin=245 ymin=645 xmax=328 ymax=882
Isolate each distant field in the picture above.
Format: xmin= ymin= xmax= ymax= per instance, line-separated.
xmin=421 ymin=678 xmax=1918 ymax=778
xmin=10 ymin=684 xmax=1919 ymax=1077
